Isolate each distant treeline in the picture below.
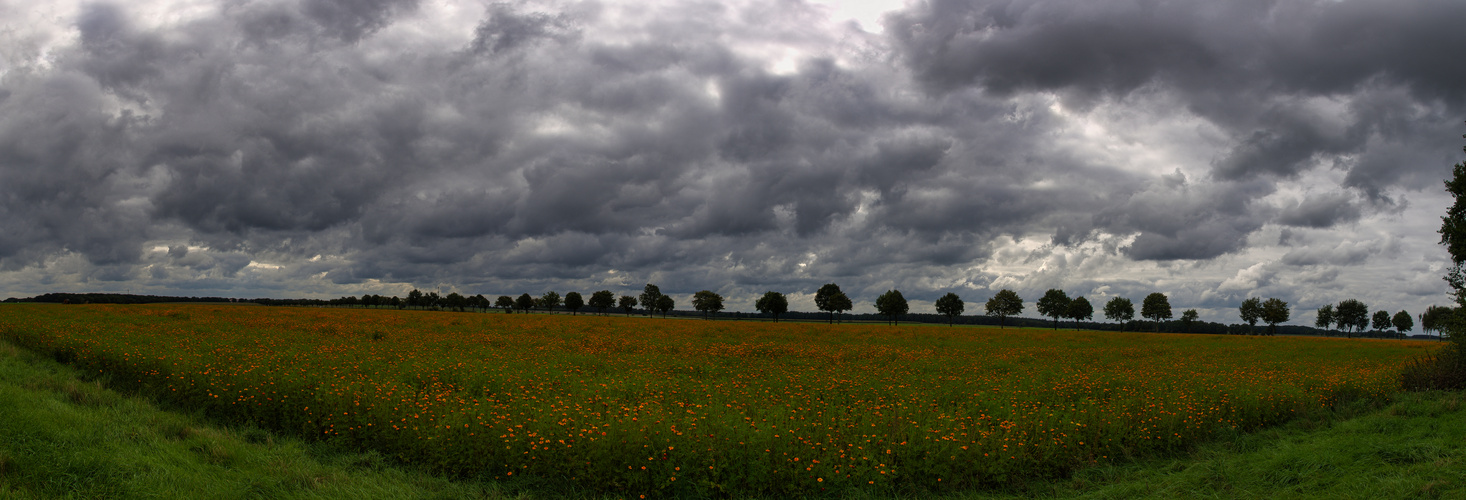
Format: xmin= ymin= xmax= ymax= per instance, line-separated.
xmin=2 ymin=293 xmax=244 ymax=305
xmin=4 ymin=291 xmax=1439 ymax=340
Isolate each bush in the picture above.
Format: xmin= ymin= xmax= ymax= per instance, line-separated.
xmin=1401 ymin=346 xmax=1466 ymax=391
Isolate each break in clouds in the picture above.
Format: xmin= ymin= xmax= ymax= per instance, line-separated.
xmin=0 ymin=0 xmax=1463 ymax=322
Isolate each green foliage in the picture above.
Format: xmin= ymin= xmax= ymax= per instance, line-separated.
xmin=754 ymin=291 xmax=788 ymax=322
xmin=0 ymin=339 xmax=507 ymax=499
xmin=538 ymin=291 xmax=561 ymax=313
xmin=691 ymin=290 xmax=724 ymax=318
xmin=815 ymin=283 xmax=844 ymax=323
xmin=1066 ymin=296 xmax=1093 ymax=330
xmin=494 ymin=295 xmax=514 ymax=313
xmin=1036 ymin=289 xmax=1070 ymax=330
xmin=1336 ymin=299 xmax=1369 ymax=337
xmin=638 ymin=284 xmax=662 ymax=317
xmin=1393 ymin=310 xmax=1414 ymax=335
xmin=1315 ymin=304 xmax=1334 ymax=332
xmin=514 ymin=293 xmax=534 ymax=312
xmin=875 ymin=289 xmax=909 ymax=325
xmin=1179 ymin=309 xmax=1199 ymax=333
xmin=828 ymin=291 xmax=853 ymax=323
xmin=1372 ymin=310 xmax=1392 ymax=333
xmin=652 ymin=294 xmax=674 ymax=317
xmin=934 ymin=293 xmax=964 ymax=326
xmin=1261 ymin=298 xmax=1289 ymax=336
xmin=1239 ymin=297 xmax=1262 ymax=334
xmin=1103 ymin=297 xmax=1134 ymax=332
xmin=588 ymin=290 xmax=615 ymax=315
xmin=563 ymin=292 xmax=584 ymax=315
xmin=617 ymin=295 xmax=637 ymax=316
xmin=985 ymin=289 xmax=1024 ymax=329
xmin=1141 ymin=293 xmax=1172 ymax=332
xmin=0 ymin=305 xmax=1434 ymax=499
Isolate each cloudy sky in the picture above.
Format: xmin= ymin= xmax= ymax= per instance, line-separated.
xmin=1 ymin=0 xmax=1463 ymax=323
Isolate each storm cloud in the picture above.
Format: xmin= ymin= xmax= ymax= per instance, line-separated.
xmin=0 ymin=0 xmax=1460 ymax=322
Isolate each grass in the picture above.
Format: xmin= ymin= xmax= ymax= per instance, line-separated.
xmin=0 ymin=339 xmax=519 ymax=499
xmin=0 ymin=303 xmax=1459 ymax=499
xmin=1 ymin=335 xmax=1462 ymax=499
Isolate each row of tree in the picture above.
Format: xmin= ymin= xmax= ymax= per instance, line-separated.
xmin=1310 ymin=299 xmax=1416 ymax=339
xmin=243 ymin=286 xmax=1437 ymax=340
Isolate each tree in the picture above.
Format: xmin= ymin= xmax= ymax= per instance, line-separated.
xmin=539 ymin=291 xmax=561 ymax=313
xmin=515 ymin=293 xmax=535 ymax=313
xmin=1439 ymin=123 xmax=1466 ymax=351
xmin=425 ymin=291 xmax=442 ymax=309
xmin=1261 ymin=298 xmax=1289 ymax=336
xmin=495 ymin=295 xmax=514 ymax=313
xmin=1180 ymin=309 xmax=1199 ymax=333
xmin=985 ymin=289 xmax=1024 ymax=329
xmin=692 ymin=290 xmax=724 ymax=319
xmin=934 ymin=293 xmax=964 ymax=326
xmin=755 ymin=291 xmax=789 ymax=322
xmin=1334 ymin=299 xmax=1368 ymax=338
xmin=875 ymin=290 xmax=909 ymax=325
xmin=1315 ymin=304 xmax=1335 ymax=335
xmin=815 ymin=284 xmax=844 ymax=324
xmin=654 ymin=294 xmax=675 ymax=317
xmin=1238 ymin=297 xmax=1262 ymax=335
xmin=564 ymin=292 xmax=584 ymax=315
xmin=1372 ymin=310 xmax=1392 ymax=333
xmin=407 ymin=289 xmax=424 ymax=309
xmin=1422 ymin=305 xmax=1453 ymax=340
xmin=618 ymin=295 xmax=637 ymax=316
xmin=1393 ymin=310 xmax=1414 ymax=338
xmin=1036 ymin=289 xmax=1070 ymax=330
xmin=1066 ymin=296 xmax=1093 ymax=330
xmin=589 ymin=290 xmax=615 ymax=315
xmin=1103 ymin=297 xmax=1134 ymax=332
xmin=830 ymin=292 xmax=853 ymax=324
xmin=1141 ymin=293 xmax=1172 ymax=332
xmin=639 ymin=284 xmax=663 ymax=318
xmin=444 ymin=292 xmax=467 ymax=312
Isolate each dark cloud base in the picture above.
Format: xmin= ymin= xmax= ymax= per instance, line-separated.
xmin=0 ymin=0 xmax=1461 ymax=321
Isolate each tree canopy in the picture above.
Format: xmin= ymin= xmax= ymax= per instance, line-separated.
xmin=1314 ymin=304 xmax=1334 ymax=332
xmin=1141 ymin=293 xmax=1172 ymax=332
xmin=639 ymin=284 xmax=663 ymax=317
xmin=1239 ymin=297 xmax=1262 ymax=334
xmin=815 ymin=284 xmax=845 ymax=324
xmin=875 ymin=290 xmax=909 ymax=326
xmin=1335 ymin=299 xmax=1369 ymax=338
xmin=589 ymin=290 xmax=615 ymax=315
xmin=692 ymin=290 xmax=725 ymax=319
xmin=1066 ymin=296 xmax=1093 ymax=330
xmin=985 ymin=289 xmax=1024 ymax=329
xmin=755 ymin=291 xmax=789 ymax=322
xmin=618 ymin=295 xmax=638 ymax=316
xmin=934 ymin=293 xmax=964 ymax=326
xmin=564 ymin=292 xmax=584 ymax=315
xmin=1103 ymin=297 xmax=1134 ymax=332
xmin=1260 ymin=298 xmax=1289 ymax=336
xmin=1036 ymin=289 xmax=1070 ymax=330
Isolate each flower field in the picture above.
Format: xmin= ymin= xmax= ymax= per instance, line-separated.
xmin=0 ymin=304 xmax=1439 ymax=497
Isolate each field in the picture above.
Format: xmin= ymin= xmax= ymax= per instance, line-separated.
xmin=0 ymin=304 xmax=1441 ymax=497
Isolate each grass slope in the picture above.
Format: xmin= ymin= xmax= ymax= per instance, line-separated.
xmin=1 ymin=329 xmax=1462 ymax=499
xmin=0 ymin=339 xmax=516 ymax=499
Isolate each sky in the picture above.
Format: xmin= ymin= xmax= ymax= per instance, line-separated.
xmin=1 ymin=0 xmax=1463 ymax=324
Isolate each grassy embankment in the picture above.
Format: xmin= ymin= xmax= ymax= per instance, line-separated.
xmin=0 ymin=304 xmax=1461 ymax=498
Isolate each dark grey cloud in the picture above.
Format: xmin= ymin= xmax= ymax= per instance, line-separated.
xmin=886 ymin=0 xmax=1466 ymax=188
xmin=1277 ymin=192 xmax=1361 ymax=228
xmin=0 ymin=0 xmax=1460 ymax=321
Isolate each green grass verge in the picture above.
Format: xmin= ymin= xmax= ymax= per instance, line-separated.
xmin=0 ymin=339 xmax=522 ymax=499
xmin=1 ymin=335 xmax=1462 ymax=499
xmin=953 ymin=391 xmax=1466 ymax=500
